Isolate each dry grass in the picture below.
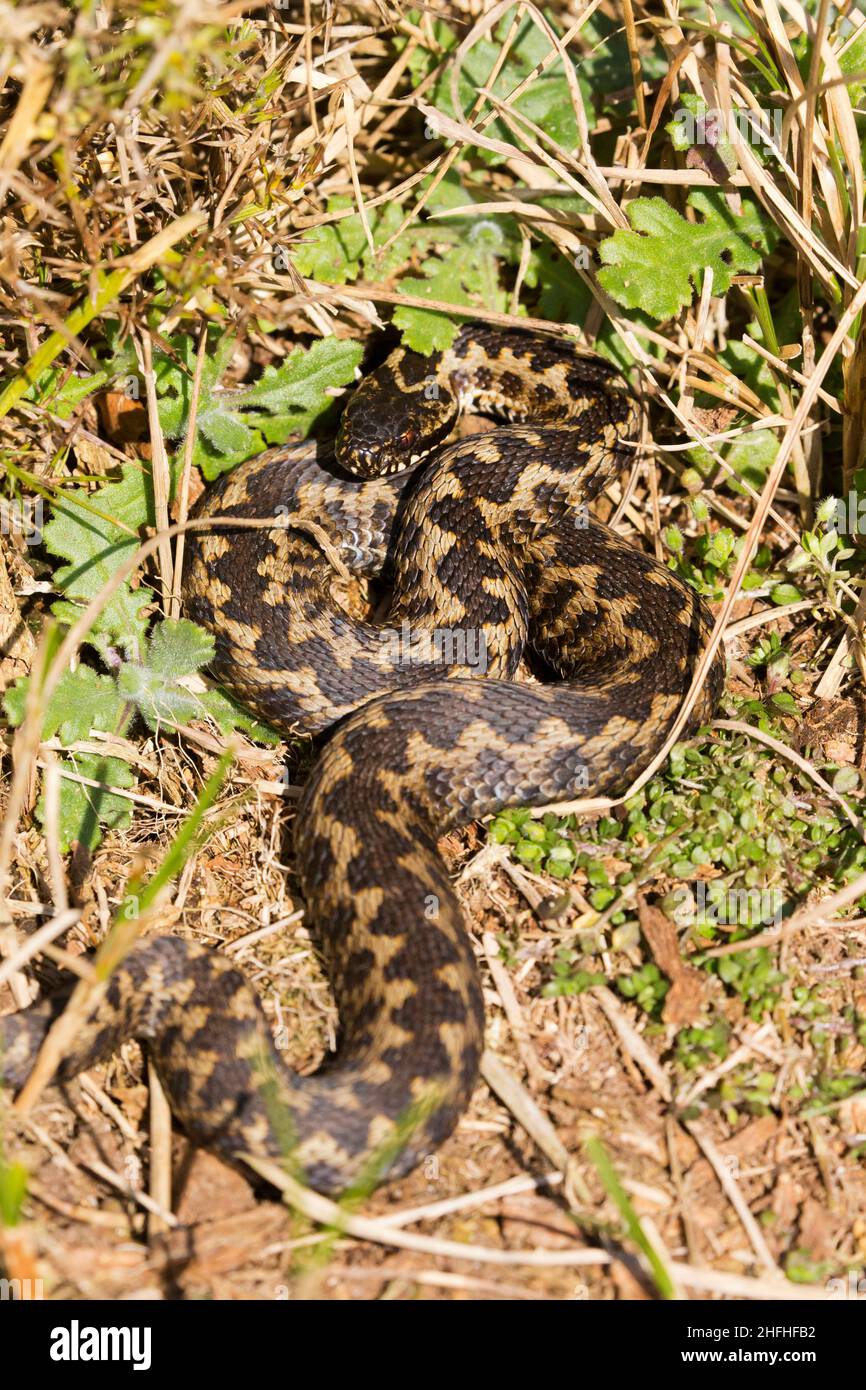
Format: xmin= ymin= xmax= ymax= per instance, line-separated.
xmin=1 ymin=0 xmax=866 ymax=1301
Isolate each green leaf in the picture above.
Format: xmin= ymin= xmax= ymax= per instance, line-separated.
xmin=405 ymin=7 xmax=666 ymax=156
xmin=839 ymin=27 xmax=866 ymax=104
xmin=667 ymin=95 xmax=738 ymax=177
xmin=524 ymin=245 xmax=637 ymax=371
xmin=769 ymin=691 xmax=798 ymax=715
xmin=292 ymin=197 xmax=370 ymax=283
xmin=4 ymin=365 xmax=110 ymax=419
xmin=40 ymin=753 xmax=134 ymax=853
xmin=154 ymin=331 xmax=232 ymax=438
xmin=248 ymin=339 xmax=363 ymax=444
xmin=689 ymin=421 xmax=779 ymax=495
xmin=197 ymin=686 xmax=280 ymax=743
xmin=293 ymin=196 xmax=463 ymax=286
xmin=118 ymin=661 xmax=203 ymax=732
xmin=43 ymin=462 xmax=155 ymax=658
xmin=4 ymin=667 xmax=134 ymax=854
xmin=393 ymin=238 xmax=513 ymax=352
xmin=118 ymin=617 xmax=216 ymax=731
xmin=419 ymin=10 xmax=581 ymax=164
xmin=771 ymin=583 xmax=803 ymax=605
xmin=145 ymin=618 xmax=214 ymax=679
xmin=117 ymin=616 xmax=279 ymax=740
xmin=157 ymin=334 xmax=363 ymax=480
xmin=0 ymin=1160 xmax=28 ymax=1227
xmin=598 ymin=191 xmax=775 ymax=320
xmin=392 ymin=262 xmax=473 ymax=353
xmin=832 ymin=766 xmax=860 ymax=794
xmin=3 ymin=666 xmax=126 ymax=745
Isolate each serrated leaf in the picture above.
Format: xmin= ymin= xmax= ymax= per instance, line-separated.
xmin=44 ymin=463 xmax=155 ymax=657
xmin=197 ymin=407 xmax=257 ymax=457
xmin=154 ymin=331 xmax=233 ymax=439
xmin=118 ymin=617 xmax=218 ymax=730
xmin=145 ymin=618 xmax=215 ymax=679
xmin=393 ymin=272 xmax=471 ymax=352
xmin=3 ymin=667 xmax=127 ymax=745
xmin=4 ymin=667 xmax=134 ymax=853
xmin=249 ymin=338 xmax=363 ymax=441
xmin=41 ymin=753 xmax=134 ymax=852
xmin=293 ymin=194 xmax=465 ymax=288
xmin=598 ymin=191 xmax=775 ymax=320
xmin=122 ymin=613 xmax=280 ymax=742
xmin=406 ymin=6 xmax=665 ymax=144
xmin=34 ymin=367 xmax=109 ymax=418
xmin=0 ymin=365 xmax=109 ymax=420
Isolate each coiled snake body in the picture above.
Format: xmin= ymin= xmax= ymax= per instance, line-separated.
xmin=1 ymin=326 xmax=724 ymax=1194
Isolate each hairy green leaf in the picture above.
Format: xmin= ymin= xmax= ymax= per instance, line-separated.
xmin=3 ymin=666 xmax=126 ymax=744
xmin=145 ymin=618 xmax=215 ymax=679
xmin=119 ymin=617 xmax=216 ymax=730
xmin=118 ymin=662 xmax=203 ymax=731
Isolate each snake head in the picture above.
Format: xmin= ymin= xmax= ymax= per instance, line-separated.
xmin=335 ymin=348 xmax=458 ymax=477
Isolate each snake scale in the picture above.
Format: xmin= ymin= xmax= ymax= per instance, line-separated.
xmin=1 ymin=325 xmax=724 ymax=1194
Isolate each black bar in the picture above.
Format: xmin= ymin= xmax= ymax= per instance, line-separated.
xmin=2 ymin=1292 xmax=859 ymax=1374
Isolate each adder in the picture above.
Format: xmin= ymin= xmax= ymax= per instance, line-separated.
xmin=0 ymin=324 xmax=724 ymax=1194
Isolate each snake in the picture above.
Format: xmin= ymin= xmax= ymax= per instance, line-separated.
xmin=0 ymin=325 xmax=725 ymax=1195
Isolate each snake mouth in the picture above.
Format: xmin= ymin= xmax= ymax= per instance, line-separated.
xmin=343 ymin=447 xmax=438 ymax=477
